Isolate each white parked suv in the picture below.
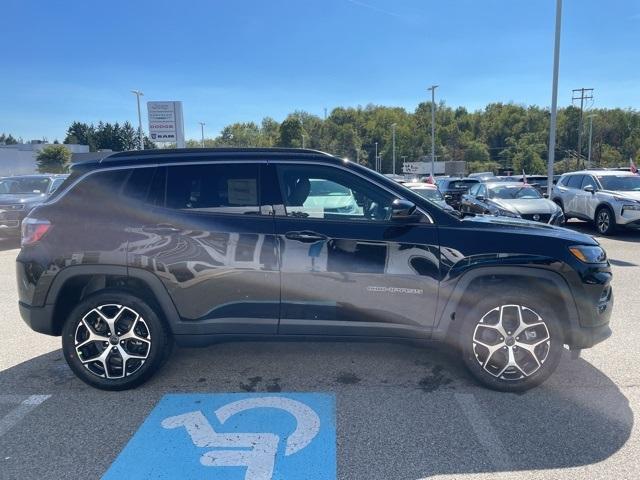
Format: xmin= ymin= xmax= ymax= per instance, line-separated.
xmin=552 ymin=170 xmax=640 ymax=235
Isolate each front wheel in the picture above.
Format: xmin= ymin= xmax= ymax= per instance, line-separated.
xmin=62 ymin=290 xmax=172 ymax=391
xmin=595 ymin=206 xmax=616 ymax=235
xmin=460 ymin=290 xmax=564 ymax=392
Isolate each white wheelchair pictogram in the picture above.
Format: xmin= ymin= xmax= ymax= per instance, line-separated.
xmin=161 ymin=396 xmax=321 ymax=480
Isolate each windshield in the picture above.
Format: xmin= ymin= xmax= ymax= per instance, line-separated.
xmin=0 ymin=177 xmax=50 ymax=194
xmin=412 ymin=187 xmax=444 ymax=201
xmin=489 ymin=185 xmax=542 ymax=199
xmin=597 ymin=175 xmax=640 ymax=191
xmin=448 ymin=180 xmax=478 ymax=189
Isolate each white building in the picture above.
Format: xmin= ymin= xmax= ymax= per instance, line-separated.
xmin=0 ymin=141 xmax=89 ymax=176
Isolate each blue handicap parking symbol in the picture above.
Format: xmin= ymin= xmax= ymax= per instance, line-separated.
xmin=103 ymin=393 xmax=336 ymax=480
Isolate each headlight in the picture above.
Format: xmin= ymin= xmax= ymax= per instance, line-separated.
xmin=622 ymin=203 xmax=640 ymax=211
xmin=569 ymin=245 xmax=607 ymax=264
xmin=495 ymin=208 xmax=520 ymax=218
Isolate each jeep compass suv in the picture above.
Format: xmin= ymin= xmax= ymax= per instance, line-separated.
xmin=17 ymin=148 xmax=613 ymax=392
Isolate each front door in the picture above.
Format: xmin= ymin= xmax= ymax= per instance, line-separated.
xmin=271 ymin=162 xmax=440 ymax=337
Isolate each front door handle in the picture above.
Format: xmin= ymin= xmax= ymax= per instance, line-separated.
xmin=285 ymin=231 xmax=327 ymax=243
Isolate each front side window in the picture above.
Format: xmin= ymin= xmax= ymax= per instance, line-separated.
xmin=580 ymin=175 xmax=596 ymax=190
xmin=165 ymin=163 xmax=260 ymax=215
xmin=276 ymin=164 xmax=394 ymax=221
xmin=567 ymin=175 xmax=584 ymax=189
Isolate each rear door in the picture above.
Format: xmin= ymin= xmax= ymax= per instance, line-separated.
xmin=126 ymin=161 xmax=280 ymax=334
xmin=564 ymin=174 xmax=584 ymax=216
xmin=272 ymin=161 xmax=440 ymax=337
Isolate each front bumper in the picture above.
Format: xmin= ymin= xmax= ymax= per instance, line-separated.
xmin=614 ymin=204 xmax=640 ymax=227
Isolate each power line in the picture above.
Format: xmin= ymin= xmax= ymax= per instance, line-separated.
xmin=571 ymin=87 xmax=594 ymax=169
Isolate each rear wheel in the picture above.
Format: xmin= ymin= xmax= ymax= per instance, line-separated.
xmin=62 ymin=290 xmax=171 ymax=390
xmin=595 ymin=206 xmax=616 ymax=235
xmin=460 ymin=289 xmax=564 ymax=392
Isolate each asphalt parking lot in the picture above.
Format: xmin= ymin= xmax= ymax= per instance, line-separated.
xmin=1 ymin=220 xmax=639 ymax=480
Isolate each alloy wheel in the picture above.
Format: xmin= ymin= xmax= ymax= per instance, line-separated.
xmin=597 ymin=210 xmax=610 ymax=234
xmin=472 ymin=304 xmax=551 ymax=381
xmin=74 ymin=304 xmax=151 ymax=379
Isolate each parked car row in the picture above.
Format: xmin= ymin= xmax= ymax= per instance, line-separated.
xmin=0 ymin=174 xmax=68 ymax=236
xmin=389 ymin=168 xmax=640 ymax=235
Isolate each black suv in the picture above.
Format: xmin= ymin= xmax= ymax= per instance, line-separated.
xmin=17 ymin=148 xmax=613 ymax=392
xmin=435 ymin=177 xmax=480 ymax=209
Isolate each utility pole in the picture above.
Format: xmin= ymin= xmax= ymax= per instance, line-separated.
xmin=302 ymin=133 xmax=306 ymax=149
xmin=131 ymin=90 xmax=144 ymax=150
xmin=374 ymin=142 xmax=378 ymax=172
xmin=199 ymin=122 xmax=205 ymax=148
xmin=547 ymin=0 xmax=562 ymax=198
xmin=427 ymin=85 xmax=439 ymax=177
xmin=391 ymin=123 xmax=397 ymax=174
xmin=587 ymin=114 xmax=597 ymax=167
xmin=572 ymin=87 xmax=594 ymax=169
xmin=324 ymin=107 xmax=327 ymax=120
xmin=401 ymin=155 xmax=407 ymax=174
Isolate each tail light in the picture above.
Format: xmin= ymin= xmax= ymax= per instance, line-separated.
xmin=21 ymin=218 xmax=51 ymax=246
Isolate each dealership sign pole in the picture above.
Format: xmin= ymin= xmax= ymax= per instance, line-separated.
xmin=147 ymin=101 xmax=186 ymax=148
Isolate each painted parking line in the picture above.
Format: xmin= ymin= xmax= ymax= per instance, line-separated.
xmin=104 ymin=393 xmax=336 ymax=480
xmin=454 ymin=393 xmax=512 ymax=471
xmin=0 ymin=394 xmax=51 ymax=437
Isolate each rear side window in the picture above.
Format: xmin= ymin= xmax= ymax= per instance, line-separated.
xmin=122 ymin=167 xmax=157 ymax=203
xmin=566 ymin=175 xmax=584 ymax=189
xmin=59 ymin=169 xmax=129 ymax=212
xmin=165 ymin=163 xmax=260 ymax=214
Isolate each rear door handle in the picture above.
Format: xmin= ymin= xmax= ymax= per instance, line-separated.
xmin=284 ymin=231 xmax=327 ymax=243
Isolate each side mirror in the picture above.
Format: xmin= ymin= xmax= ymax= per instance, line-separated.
xmin=583 ymin=185 xmax=595 ymax=194
xmin=391 ymin=198 xmax=418 ymax=221
xmin=476 ymin=195 xmax=485 ymax=201
xmin=444 ymin=194 xmax=453 ymax=201
xmin=543 ymin=192 xmax=549 ymax=198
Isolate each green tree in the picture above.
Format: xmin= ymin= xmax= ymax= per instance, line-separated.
xmin=64 ymin=122 xmax=96 ymax=150
xmin=36 ymin=145 xmax=71 ymax=173
xmin=0 ymin=133 xmax=19 ymax=145
xmin=463 ymin=140 xmax=490 ymax=163
xmin=278 ymin=117 xmax=304 ymax=147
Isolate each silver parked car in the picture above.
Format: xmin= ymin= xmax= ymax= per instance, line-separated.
xmin=461 ymin=181 xmax=564 ymax=225
xmin=552 ymin=170 xmax=640 ymax=235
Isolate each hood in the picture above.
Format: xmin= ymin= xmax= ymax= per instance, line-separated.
xmin=600 ymin=190 xmax=640 ymax=202
xmin=0 ymin=193 xmax=47 ymax=204
xmin=462 ymin=214 xmax=598 ymax=245
xmin=488 ymin=198 xmax=559 ymax=215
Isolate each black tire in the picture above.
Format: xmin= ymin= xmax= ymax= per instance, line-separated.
xmin=62 ymin=290 xmax=172 ymax=391
xmin=594 ymin=205 xmax=616 ymax=235
xmin=459 ymin=288 xmax=564 ymax=392
xmin=553 ymin=200 xmax=567 ymax=224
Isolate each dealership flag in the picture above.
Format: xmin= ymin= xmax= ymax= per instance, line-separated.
xmin=631 ymin=158 xmax=638 ymax=174
xmin=522 ymin=169 xmax=527 ymax=184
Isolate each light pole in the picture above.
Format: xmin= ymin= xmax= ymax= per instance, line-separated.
xmin=131 ymin=90 xmax=144 ymax=150
xmin=391 ymin=123 xmax=397 ymax=174
xmin=427 ymin=85 xmax=438 ymax=177
xmin=587 ymin=114 xmax=597 ymax=167
xmin=546 ymin=0 xmax=562 ymax=197
xmin=199 ymin=122 xmax=206 ymax=148
xmin=374 ymin=142 xmax=378 ymax=172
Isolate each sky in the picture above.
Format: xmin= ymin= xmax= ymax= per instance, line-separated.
xmin=1 ymin=0 xmax=639 ymax=142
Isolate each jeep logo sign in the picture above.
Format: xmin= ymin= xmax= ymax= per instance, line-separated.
xmin=147 ymin=101 xmax=185 ymax=147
